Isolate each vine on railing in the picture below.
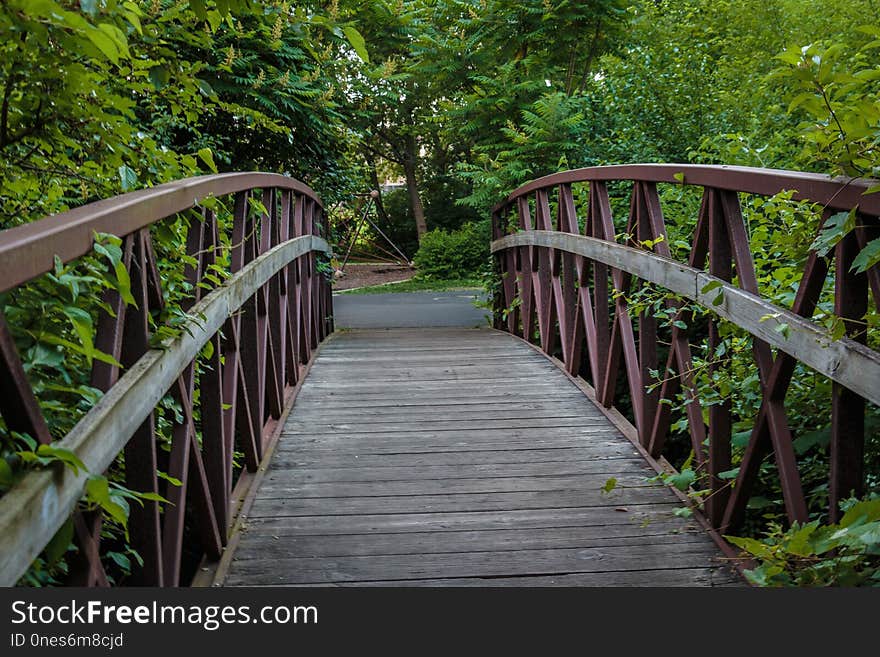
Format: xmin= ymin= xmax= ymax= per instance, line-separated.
xmin=0 ymin=174 xmax=333 ymax=586
xmin=491 ymin=164 xmax=880 ymax=549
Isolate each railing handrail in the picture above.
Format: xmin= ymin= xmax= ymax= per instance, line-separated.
xmin=491 ymin=230 xmax=880 ymax=407
xmin=0 ymin=172 xmax=334 ymax=586
xmin=496 ymin=163 xmax=880 ymax=215
xmin=490 ymin=163 xmax=879 ymax=536
xmin=0 ymin=234 xmax=329 ymax=585
xmin=0 ymin=172 xmax=322 ymax=293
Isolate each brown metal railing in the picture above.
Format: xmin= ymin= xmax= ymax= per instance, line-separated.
xmin=491 ymin=164 xmax=880 ymax=537
xmin=0 ymin=173 xmax=333 ymax=586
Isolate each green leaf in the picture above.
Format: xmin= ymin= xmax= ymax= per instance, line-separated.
xmin=135 ymin=492 xmax=170 ymax=503
xmin=63 ymin=306 xmax=95 ymax=366
xmin=197 ymin=147 xmax=218 ymax=174
xmin=197 ymin=79 xmax=217 ymax=99
xmin=85 ymin=476 xmax=129 ymax=528
xmin=107 ymin=551 xmax=131 ymax=572
xmin=189 ymin=0 xmax=207 ymax=21
xmin=149 ymin=66 xmax=170 ymax=89
xmin=113 ymin=260 xmax=137 ymax=307
xmin=118 ymin=165 xmax=138 ymax=191
xmin=157 ymin=471 xmax=183 ymax=487
xmin=45 ymin=517 xmax=75 ymax=566
xmin=36 ymin=444 xmax=87 ymax=474
xmin=84 ymin=26 xmax=120 ymax=65
xmin=94 ymin=237 xmax=137 ymax=307
xmin=666 ymin=468 xmax=696 ymax=491
xmin=792 ymin=428 xmax=830 ymax=455
xmin=811 ymin=210 xmax=855 ymax=256
xmin=601 ymin=477 xmax=618 ymax=494
xmin=673 ymin=172 xmax=685 ymax=183
xmin=746 ymin=495 xmax=775 ymax=510
xmin=343 ymin=25 xmax=370 ymax=63
xmin=200 ymin=339 xmax=215 ymax=360
xmin=785 ymin=521 xmax=820 ymax=557
xmin=672 ymin=506 xmax=693 ymax=518
xmin=700 ymin=279 xmax=723 ymax=294
xmin=717 ymin=467 xmax=740 ymax=480
xmin=97 ymin=23 xmax=129 ymax=59
xmin=851 ymin=237 xmax=880 ymax=273
xmin=0 ymin=458 xmax=13 ymax=489
xmin=839 ymin=499 xmax=880 ymax=528
xmin=36 ymin=333 xmax=122 ymax=368
xmin=726 ymin=535 xmax=774 ymax=559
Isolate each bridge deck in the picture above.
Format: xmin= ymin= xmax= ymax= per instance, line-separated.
xmin=219 ymin=328 xmax=739 ymax=586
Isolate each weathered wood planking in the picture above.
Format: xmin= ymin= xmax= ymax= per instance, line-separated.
xmin=220 ymin=328 xmax=740 ymax=587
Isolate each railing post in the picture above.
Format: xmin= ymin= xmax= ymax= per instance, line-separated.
xmin=120 ymin=230 xmax=164 ymax=586
xmin=829 ymin=229 xmax=868 ymax=521
xmin=705 ymin=189 xmax=732 ymax=527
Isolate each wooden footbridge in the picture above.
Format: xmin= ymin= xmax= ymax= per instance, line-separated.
xmin=0 ymin=165 xmax=878 ymax=587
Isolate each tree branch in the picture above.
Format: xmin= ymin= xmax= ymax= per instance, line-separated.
xmin=0 ymin=68 xmax=16 ymax=148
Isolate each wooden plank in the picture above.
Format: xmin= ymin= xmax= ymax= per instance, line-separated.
xmin=223 ymin=543 xmax=723 ymax=585
xmin=286 ymin=413 xmax=603 ymax=426
xmin=290 ymin=395 xmax=588 ymax=409
xmin=276 ymin=432 xmax=627 ymax=452
xmin=265 ymin=457 xmax=651 ymax=483
xmin=239 ymin=503 xmax=688 ymax=536
xmin=316 ymin=353 xmax=541 ymax=363
xmin=286 ymin=407 xmax=604 ymax=423
xmin=232 ymin=527 xmax=710 ymax=560
xmin=275 ymin=432 xmax=636 ymax=456
xmin=299 ymin=378 xmax=572 ymax=389
xmin=256 ymin=473 xmax=662 ymax=498
xmin=283 ymin=417 xmax=603 ymax=434
xmin=247 ymin=488 xmax=686 ymax=517
xmin=268 ymin=446 xmax=641 ymax=469
xmin=268 ymin=568 xmax=738 ymax=587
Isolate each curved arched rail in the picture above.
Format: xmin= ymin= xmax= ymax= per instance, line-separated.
xmin=491 ymin=164 xmax=880 ymax=534
xmin=0 ymin=174 xmax=333 ymax=586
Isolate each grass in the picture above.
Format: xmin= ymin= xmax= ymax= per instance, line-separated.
xmin=336 ymin=276 xmax=484 ymax=295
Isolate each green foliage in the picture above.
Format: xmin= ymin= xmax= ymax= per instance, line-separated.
xmin=728 ymin=497 xmax=880 ymax=586
xmin=412 ymin=221 xmax=490 ymax=279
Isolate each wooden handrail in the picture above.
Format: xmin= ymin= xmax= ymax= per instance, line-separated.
xmin=492 ymin=230 xmax=880 ymax=405
xmin=0 ymin=172 xmax=322 ymax=293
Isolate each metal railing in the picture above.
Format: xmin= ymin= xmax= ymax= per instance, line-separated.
xmin=491 ymin=164 xmax=880 ymax=535
xmin=0 ymin=173 xmax=333 ymax=586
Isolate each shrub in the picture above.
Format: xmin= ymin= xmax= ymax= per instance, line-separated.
xmin=727 ymin=496 xmax=880 ymax=586
xmin=413 ymin=221 xmax=490 ymax=279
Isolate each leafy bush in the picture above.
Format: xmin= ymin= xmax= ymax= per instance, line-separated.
xmin=413 ymin=221 xmax=490 ymax=279
xmin=727 ymin=497 xmax=880 ymax=586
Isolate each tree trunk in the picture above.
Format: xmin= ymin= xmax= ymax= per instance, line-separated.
xmin=368 ymin=164 xmax=391 ymax=225
xmin=402 ymin=135 xmax=427 ymax=239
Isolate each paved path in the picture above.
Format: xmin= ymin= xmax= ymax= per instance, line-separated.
xmin=219 ymin=328 xmax=739 ymax=586
xmin=332 ymin=291 xmax=488 ymax=328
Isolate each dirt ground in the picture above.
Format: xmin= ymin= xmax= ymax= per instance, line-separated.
xmin=332 ymin=262 xmax=416 ymax=291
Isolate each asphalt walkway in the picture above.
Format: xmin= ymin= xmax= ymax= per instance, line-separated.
xmin=332 ymin=290 xmax=488 ymax=328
